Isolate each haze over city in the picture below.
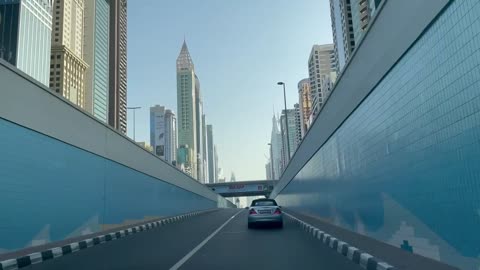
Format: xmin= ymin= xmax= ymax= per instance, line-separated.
xmin=126 ymin=0 xmax=333 ymax=180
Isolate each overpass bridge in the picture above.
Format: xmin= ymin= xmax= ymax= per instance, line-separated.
xmin=205 ymin=180 xmax=278 ymax=197
xmin=1 ymin=1 xmax=479 ymax=269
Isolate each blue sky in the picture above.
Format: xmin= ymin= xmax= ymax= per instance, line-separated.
xmin=127 ymin=0 xmax=333 ymax=180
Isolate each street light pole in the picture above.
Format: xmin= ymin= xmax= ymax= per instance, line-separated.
xmin=277 ymin=82 xmax=291 ymax=160
xmin=127 ymin=106 xmax=141 ymax=141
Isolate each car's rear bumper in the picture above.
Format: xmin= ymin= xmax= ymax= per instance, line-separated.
xmin=248 ymin=214 xmax=283 ymax=223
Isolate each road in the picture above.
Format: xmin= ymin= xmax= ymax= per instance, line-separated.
xmin=26 ymin=209 xmax=363 ymax=270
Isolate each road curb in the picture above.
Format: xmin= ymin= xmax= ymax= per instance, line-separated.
xmin=284 ymin=212 xmax=395 ymax=270
xmin=0 ymin=209 xmax=217 ymax=270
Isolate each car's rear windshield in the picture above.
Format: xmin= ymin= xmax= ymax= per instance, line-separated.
xmin=252 ymin=200 xmax=277 ymax=206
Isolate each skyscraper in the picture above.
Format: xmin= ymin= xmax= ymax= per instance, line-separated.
xmin=329 ymin=0 xmax=355 ymax=74
xmin=280 ymin=108 xmax=300 ymax=168
xmin=269 ymin=114 xmax=282 ymax=179
xmin=202 ymin=114 xmax=208 ymax=181
xmin=195 ymin=74 xmax=204 ymax=183
xmin=213 ymin=144 xmax=219 ymax=182
xmin=49 ymin=0 xmax=88 ymax=108
xmin=84 ymin=0 xmax=109 ymax=123
xmin=108 ymin=0 xmax=127 ymax=134
xmin=351 ymin=0 xmax=383 ymax=45
xmin=265 ymin=162 xmax=272 ymax=180
xmin=165 ymin=109 xmax=177 ymax=164
xmin=298 ymin=78 xmax=312 ymax=138
xmin=207 ymin=125 xmax=215 ymax=184
xmin=150 ymin=105 xmax=177 ymax=163
xmin=293 ymin=103 xmax=302 ymax=149
xmin=0 ymin=0 xmax=52 ymax=86
xmin=177 ymin=41 xmax=197 ymax=178
xmin=308 ymin=44 xmax=336 ymax=118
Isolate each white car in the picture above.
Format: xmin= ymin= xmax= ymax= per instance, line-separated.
xmin=247 ymin=199 xmax=283 ymax=228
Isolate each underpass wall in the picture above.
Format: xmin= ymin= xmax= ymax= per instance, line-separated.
xmin=0 ymin=60 xmax=234 ymax=254
xmin=271 ymin=1 xmax=480 ymax=269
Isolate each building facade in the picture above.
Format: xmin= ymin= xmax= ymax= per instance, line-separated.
xmin=108 ymin=0 xmax=127 ymax=133
xmin=84 ymin=0 xmax=109 ymax=123
xmin=293 ymin=103 xmax=302 ymax=150
xmin=206 ymin=125 xmax=215 ymax=184
xmin=265 ymin=162 xmax=272 ymax=180
xmin=329 ymin=0 xmax=355 ymax=74
xmin=150 ymin=105 xmax=177 ymax=164
xmin=280 ymin=109 xmax=300 ymax=169
xmin=351 ymin=0 xmax=382 ymax=45
xmin=49 ymin=0 xmax=88 ymax=108
xmin=308 ymin=44 xmax=336 ymax=118
xmin=177 ymin=41 xmax=197 ymax=178
xmin=213 ymin=144 xmax=219 ymax=182
xmin=177 ymin=145 xmax=194 ymax=176
xmin=195 ymin=74 xmax=204 ymax=182
xmin=164 ymin=109 xmax=177 ymax=164
xmin=0 ymin=0 xmax=52 ymax=86
xmin=269 ymin=114 xmax=282 ymax=179
xmin=297 ymin=78 xmax=312 ymax=138
xmin=202 ymin=114 xmax=208 ymax=182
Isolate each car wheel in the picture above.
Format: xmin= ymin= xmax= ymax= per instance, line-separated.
xmin=248 ymin=223 xmax=253 ymax=229
xmin=277 ymin=222 xmax=283 ymax=229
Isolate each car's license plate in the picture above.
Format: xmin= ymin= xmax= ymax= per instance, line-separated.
xmin=259 ymin=210 xmax=271 ymax=214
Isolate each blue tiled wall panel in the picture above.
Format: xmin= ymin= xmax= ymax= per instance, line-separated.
xmin=0 ymin=118 xmax=216 ymax=253
xmin=275 ymin=1 xmax=480 ymax=269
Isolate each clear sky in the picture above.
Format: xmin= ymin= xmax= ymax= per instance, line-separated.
xmin=127 ymin=0 xmax=333 ymax=180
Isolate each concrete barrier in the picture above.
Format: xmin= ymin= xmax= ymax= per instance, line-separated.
xmin=0 ymin=59 xmax=234 ymax=254
xmin=272 ymin=0 xmax=480 ymax=269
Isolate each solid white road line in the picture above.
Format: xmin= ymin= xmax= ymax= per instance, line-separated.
xmin=168 ymin=210 xmax=243 ymax=270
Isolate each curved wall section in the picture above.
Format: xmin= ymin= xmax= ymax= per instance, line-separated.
xmin=273 ymin=1 xmax=480 ymax=269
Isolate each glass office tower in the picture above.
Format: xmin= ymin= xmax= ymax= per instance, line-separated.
xmin=0 ymin=0 xmax=52 ymax=85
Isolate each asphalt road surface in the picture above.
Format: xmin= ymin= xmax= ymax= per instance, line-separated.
xmin=26 ymin=209 xmax=363 ymax=270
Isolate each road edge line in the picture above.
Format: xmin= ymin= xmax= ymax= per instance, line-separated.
xmin=284 ymin=211 xmax=395 ymax=270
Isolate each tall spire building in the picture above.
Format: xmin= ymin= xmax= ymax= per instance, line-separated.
xmin=176 ymin=41 xmax=198 ymax=179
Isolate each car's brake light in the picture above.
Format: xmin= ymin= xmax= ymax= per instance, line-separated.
xmin=249 ymin=209 xmax=257 ymax=215
xmin=274 ymin=208 xmax=282 ymax=215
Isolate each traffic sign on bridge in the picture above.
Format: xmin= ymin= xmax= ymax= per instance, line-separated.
xmin=205 ymin=180 xmax=278 ymax=197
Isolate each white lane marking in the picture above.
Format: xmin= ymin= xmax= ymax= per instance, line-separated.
xmin=168 ymin=210 xmax=243 ymax=270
